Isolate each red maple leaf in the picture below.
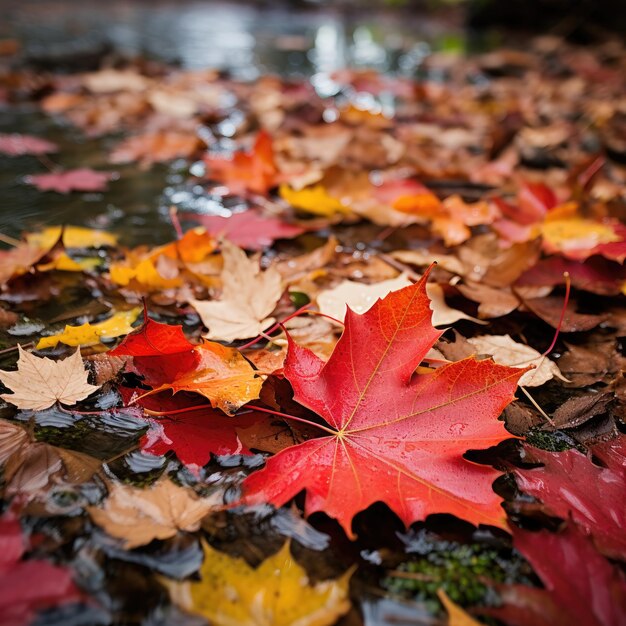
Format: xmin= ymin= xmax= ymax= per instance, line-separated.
xmin=486 ymin=524 xmax=626 ymax=626
xmin=26 ymin=168 xmax=114 ymax=194
xmin=515 ymin=438 xmax=626 ymax=560
xmin=0 ymin=514 xmax=83 ymax=626
xmin=204 ymin=131 xmax=277 ymax=195
xmin=0 ymin=133 xmax=58 ymax=156
xmin=181 ymin=210 xmax=304 ymax=251
xmin=119 ymin=389 xmax=261 ymax=469
xmin=110 ymin=316 xmax=196 ymax=357
xmin=241 ymin=275 xmax=525 ymax=537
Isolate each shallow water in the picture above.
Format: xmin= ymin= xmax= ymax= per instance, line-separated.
xmin=0 ymin=0 xmax=483 ymax=245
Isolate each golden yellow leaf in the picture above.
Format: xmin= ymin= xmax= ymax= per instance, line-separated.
xmin=36 ymin=308 xmax=141 ymax=349
xmin=166 ymin=540 xmax=352 ymax=626
xmin=437 ymin=589 xmax=485 ymax=626
xmin=191 ymin=241 xmax=282 ymax=342
xmin=109 ymin=256 xmax=182 ymax=289
xmin=26 ymin=225 xmax=118 ymax=250
xmin=89 ymin=478 xmax=220 ymax=548
xmin=541 ymin=218 xmax=619 ymax=253
xmin=0 ymin=346 xmax=100 ymax=410
xmin=279 ymin=183 xmax=349 ymax=217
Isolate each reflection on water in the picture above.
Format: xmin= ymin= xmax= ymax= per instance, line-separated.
xmin=0 ymin=1 xmax=469 ymax=244
xmin=1 ymin=0 xmax=465 ymax=76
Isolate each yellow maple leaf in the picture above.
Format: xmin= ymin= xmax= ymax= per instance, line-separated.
xmin=26 ymin=225 xmax=117 ymax=249
xmin=279 ymin=183 xmax=349 ymax=217
xmin=166 ymin=540 xmax=353 ymax=626
xmin=36 ymin=308 xmax=141 ymax=349
xmin=541 ymin=218 xmax=619 ymax=253
xmin=109 ymin=256 xmax=182 ymax=289
xmin=437 ymin=589 xmax=485 ymax=626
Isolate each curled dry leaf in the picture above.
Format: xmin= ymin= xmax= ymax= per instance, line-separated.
xmin=88 ymin=477 xmax=221 ymax=548
xmin=0 ymin=347 xmax=100 ymax=410
xmin=466 ymin=335 xmax=566 ymax=387
xmin=191 ymin=240 xmax=282 ymax=342
xmin=166 ymin=541 xmax=352 ymax=626
xmin=317 ymin=274 xmax=481 ymax=328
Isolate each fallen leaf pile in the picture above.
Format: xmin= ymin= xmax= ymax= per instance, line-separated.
xmin=0 ymin=29 xmax=625 ymax=626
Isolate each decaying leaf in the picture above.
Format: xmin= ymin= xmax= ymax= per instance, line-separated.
xmin=25 ymin=168 xmax=113 ymax=194
xmin=88 ymin=477 xmax=221 ymax=548
xmin=0 ymin=347 xmax=99 ymax=410
xmin=191 ymin=241 xmax=282 ymax=342
xmin=466 ymin=335 xmax=566 ymax=387
xmin=166 ymin=541 xmax=352 ymax=626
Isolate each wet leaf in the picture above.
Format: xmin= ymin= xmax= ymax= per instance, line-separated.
xmin=242 ymin=275 xmax=526 ymax=536
xmin=0 ymin=347 xmax=99 ymax=410
xmin=36 ymin=308 xmax=141 ymax=349
xmin=515 ymin=439 xmax=626 ymax=559
xmin=182 ymin=210 xmax=304 ymax=251
xmin=25 ymin=168 xmax=113 ymax=194
xmin=166 ymin=541 xmax=352 ymax=626
xmin=280 ymin=183 xmax=349 ymax=217
xmin=0 ymin=133 xmax=57 ymax=155
xmin=466 ymin=335 xmax=566 ymax=387
xmin=191 ymin=241 xmax=282 ymax=342
xmin=89 ymin=477 xmax=221 ymax=548
xmin=25 ymin=225 xmax=118 ymax=249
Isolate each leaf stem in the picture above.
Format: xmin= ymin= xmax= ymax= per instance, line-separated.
xmin=244 ymin=404 xmax=337 ymax=436
xmin=541 ymin=271 xmax=570 ymax=357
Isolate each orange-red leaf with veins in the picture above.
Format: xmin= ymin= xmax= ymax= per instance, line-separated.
xmin=110 ymin=316 xmax=196 ymax=356
xmin=242 ymin=275 xmax=525 ymax=537
xmin=204 ymin=131 xmax=277 ymax=195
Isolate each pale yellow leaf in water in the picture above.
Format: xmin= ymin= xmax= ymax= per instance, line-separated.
xmin=191 ymin=241 xmax=282 ymax=342
xmin=88 ymin=478 xmax=221 ymax=548
xmin=317 ymin=274 xmax=482 ymax=327
xmin=26 ymin=226 xmax=118 ymax=250
xmin=279 ymin=183 xmax=349 ymax=217
xmin=166 ymin=540 xmax=353 ymax=626
xmin=36 ymin=308 xmax=141 ymax=349
xmin=466 ymin=334 xmax=567 ymax=387
xmin=437 ymin=589 xmax=485 ymax=626
xmin=0 ymin=346 xmax=100 ymax=410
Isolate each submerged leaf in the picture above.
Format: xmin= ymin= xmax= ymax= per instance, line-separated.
xmin=166 ymin=541 xmax=352 ymax=626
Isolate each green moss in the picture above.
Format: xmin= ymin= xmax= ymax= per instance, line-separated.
xmin=525 ymin=428 xmax=577 ymax=452
xmin=383 ymin=531 xmax=532 ymax=614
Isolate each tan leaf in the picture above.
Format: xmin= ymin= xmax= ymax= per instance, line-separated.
xmin=467 ymin=334 xmax=567 ymax=387
xmin=457 ymin=282 xmax=520 ymax=319
xmin=88 ymin=478 xmax=221 ymax=548
xmin=0 ymin=346 xmax=100 ymax=410
xmin=191 ymin=241 xmax=282 ymax=342
xmin=317 ymin=274 xmax=481 ymax=327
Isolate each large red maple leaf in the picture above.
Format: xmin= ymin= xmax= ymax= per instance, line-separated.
xmin=241 ymin=275 xmax=526 ymax=537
